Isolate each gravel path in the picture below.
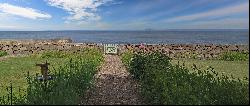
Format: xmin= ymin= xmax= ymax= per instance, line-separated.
xmin=81 ymin=55 xmax=143 ymax=105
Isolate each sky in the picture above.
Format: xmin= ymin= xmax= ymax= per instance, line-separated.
xmin=0 ymin=0 xmax=249 ymax=31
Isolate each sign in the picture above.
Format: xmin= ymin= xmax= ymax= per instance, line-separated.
xmin=104 ymin=44 xmax=118 ymax=54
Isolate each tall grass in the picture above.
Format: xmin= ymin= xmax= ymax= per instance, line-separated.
xmin=121 ymin=50 xmax=134 ymax=68
xmin=0 ymin=48 xmax=104 ymax=105
xmin=122 ymin=51 xmax=249 ymax=105
xmin=0 ymin=84 xmax=26 ymax=105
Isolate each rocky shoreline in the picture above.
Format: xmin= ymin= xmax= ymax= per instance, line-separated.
xmin=0 ymin=39 xmax=249 ymax=59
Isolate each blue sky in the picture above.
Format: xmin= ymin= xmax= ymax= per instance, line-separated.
xmin=0 ymin=0 xmax=249 ymax=31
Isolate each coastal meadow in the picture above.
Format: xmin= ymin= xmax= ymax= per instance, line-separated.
xmin=0 ymin=48 xmax=104 ymax=105
xmin=121 ymin=51 xmax=249 ymax=105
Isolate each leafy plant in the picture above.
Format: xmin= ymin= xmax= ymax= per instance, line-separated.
xmin=123 ymin=51 xmax=249 ymax=105
xmin=0 ymin=51 xmax=8 ymax=57
xmin=0 ymin=48 xmax=104 ymax=105
xmin=121 ymin=50 xmax=134 ymax=68
xmin=0 ymin=84 xmax=26 ymax=105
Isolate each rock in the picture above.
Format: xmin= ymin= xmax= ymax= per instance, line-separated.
xmin=19 ymin=47 xmax=27 ymax=51
xmin=2 ymin=46 xmax=9 ymax=51
xmin=204 ymin=54 xmax=212 ymax=58
xmin=51 ymin=38 xmax=73 ymax=44
xmin=12 ymin=46 xmax=19 ymax=51
xmin=238 ymin=45 xmax=248 ymax=52
xmin=227 ymin=45 xmax=238 ymax=51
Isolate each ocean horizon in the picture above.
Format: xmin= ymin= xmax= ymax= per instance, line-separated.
xmin=0 ymin=29 xmax=249 ymax=44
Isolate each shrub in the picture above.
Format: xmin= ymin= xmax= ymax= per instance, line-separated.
xmin=124 ymin=52 xmax=249 ymax=105
xmin=25 ymin=49 xmax=103 ymax=105
xmin=0 ymin=51 xmax=8 ymax=57
xmin=0 ymin=48 xmax=104 ymax=105
xmin=219 ymin=51 xmax=249 ymax=61
xmin=121 ymin=50 xmax=134 ymax=68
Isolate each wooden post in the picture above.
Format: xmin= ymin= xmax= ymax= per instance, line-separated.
xmin=36 ymin=61 xmax=50 ymax=81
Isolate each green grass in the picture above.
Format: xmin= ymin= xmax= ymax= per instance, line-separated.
xmin=218 ymin=51 xmax=249 ymax=61
xmin=121 ymin=50 xmax=249 ymax=79
xmin=0 ymin=55 xmax=70 ymax=98
xmin=172 ymin=59 xmax=249 ymax=79
xmin=0 ymin=48 xmax=104 ymax=105
xmin=0 ymin=49 xmax=103 ymax=95
xmin=0 ymin=56 xmax=67 ymax=87
xmin=123 ymin=52 xmax=249 ymax=105
xmin=21 ymin=49 xmax=103 ymax=105
xmin=0 ymin=51 xmax=8 ymax=57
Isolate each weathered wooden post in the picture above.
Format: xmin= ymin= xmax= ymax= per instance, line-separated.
xmin=36 ymin=60 xmax=51 ymax=81
xmin=35 ymin=60 xmax=53 ymax=93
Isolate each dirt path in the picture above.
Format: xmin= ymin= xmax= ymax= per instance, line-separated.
xmin=81 ymin=55 xmax=143 ymax=105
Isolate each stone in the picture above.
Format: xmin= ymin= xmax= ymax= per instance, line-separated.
xmin=2 ymin=46 xmax=9 ymax=51
xmin=204 ymin=54 xmax=212 ymax=58
xmin=227 ymin=45 xmax=238 ymax=51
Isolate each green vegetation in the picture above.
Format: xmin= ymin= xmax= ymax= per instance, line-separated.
xmin=0 ymin=51 xmax=8 ymax=57
xmin=122 ymin=51 xmax=249 ymax=105
xmin=219 ymin=51 xmax=249 ymax=61
xmin=121 ymin=51 xmax=249 ymax=79
xmin=38 ymin=50 xmax=78 ymax=58
xmin=0 ymin=56 xmax=66 ymax=88
xmin=172 ymin=59 xmax=249 ymax=79
xmin=121 ymin=50 xmax=134 ymax=68
xmin=1 ymin=49 xmax=249 ymax=105
xmin=0 ymin=48 xmax=104 ymax=105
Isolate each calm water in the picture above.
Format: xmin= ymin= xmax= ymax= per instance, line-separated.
xmin=0 ymin=30 xmax=249 ymax=44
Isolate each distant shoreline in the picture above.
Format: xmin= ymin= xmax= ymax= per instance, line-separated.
xmin=1 ymin=38 xmax=248 ymax=60
xmin=0 ymin=30 xmax=248 ymax=45
xmin=0 ymin=29 xmax=249 ymax=32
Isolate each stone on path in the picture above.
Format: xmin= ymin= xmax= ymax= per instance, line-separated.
xmin=81 ymin=55 xmax=143 ymax=105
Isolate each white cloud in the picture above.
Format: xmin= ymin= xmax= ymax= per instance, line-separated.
xmin=164 ymin=2 xmax=249 ymax=23
xmin=0 ymin=25 xmax=19 ymax=28
xmin=46 ymin=0 xmax=112 ymax=22
xmin=0 ymin=3 xmax=51 ymax=19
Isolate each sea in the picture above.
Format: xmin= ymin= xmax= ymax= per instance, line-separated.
xmin=0 ymin=30 xmax=249 ymax=44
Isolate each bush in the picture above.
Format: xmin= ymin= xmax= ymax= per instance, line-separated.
xmin=219 ymin=51 xmax=249 ymax=61
xmin=124 ymin=51 xmax=249 ymax=105
xmin=121 ymin=50 xmax=134 ymax=68
xmin=25 ymin=49 xmax=103 ymax=105
xmin=0 ymin=48 xmax=104 ymax=105
xmin=0 ymin=51 xmax=8 ymax=57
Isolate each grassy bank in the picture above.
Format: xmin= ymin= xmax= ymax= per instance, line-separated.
xmin=172 ymin=59 xmax=249 ymax=79
xmin=121 ymin=51 xmax=249 ymax=79
xmin=0 ymin=56 xmax=66 ymax=88
xmin=0 ymin=48 xmax=104 ymax=105
xmin=121 ymin=51 xmax=249 ymax=105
